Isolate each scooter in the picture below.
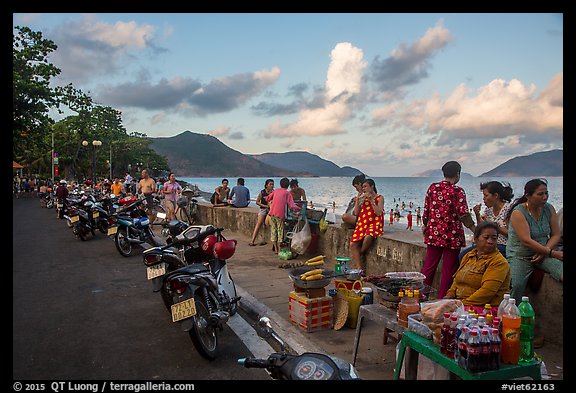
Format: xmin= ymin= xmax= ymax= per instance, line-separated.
xmin=143 ymin=225 xmax=240 ymax=360
xmin=238 ymin=316 xmax=362 ymax=380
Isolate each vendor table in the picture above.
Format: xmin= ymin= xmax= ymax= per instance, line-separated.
xmin=394 ymin=331 xmax=542 ymax=380
xmin=351 ymin=303 xmax=406 ymax=366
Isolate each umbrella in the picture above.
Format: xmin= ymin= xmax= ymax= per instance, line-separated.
xmin=13 ymin=161 xmax=24 ymax=169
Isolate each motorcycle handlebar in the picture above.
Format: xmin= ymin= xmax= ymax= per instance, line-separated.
xmin=238 ymin=358 xmax=272 ymax=369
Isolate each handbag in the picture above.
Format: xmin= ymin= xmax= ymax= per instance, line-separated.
xmin=287 ymin=215 xmax=312 ymax=255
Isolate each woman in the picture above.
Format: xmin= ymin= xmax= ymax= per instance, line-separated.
xmin=350 ymin=178 xmax=384 ymax=272
xmin=459 ymin=181 xmax=514 ymax=260
xmin=289 ymin=179 xmax=306 ymax=202
xmin=210 ymin=178 xmax=230 ymax=207
xmin=249 ymin=179 xmax=274 ymax=246
xmin=445 ymin=221 xmax=511 ymax=312
xmin=506 ymin=178 xmax=563 ymax=304
xmin=162 ymin=173 xmax=182 ymax=221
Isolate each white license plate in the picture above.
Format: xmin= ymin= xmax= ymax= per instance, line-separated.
xmin=70 ymin=215 xmax=79 ymax=223
xmin=157 ymin=212 xmax=166 ymax=219
xmin=171 ymin=298 xmax=196 ymax=322
xmin=92 ymin=211 xmax=99 ymax=218
xmin=147 ymin=263 xmax=167 ymax=280
xmin=107 ymin=226 xmax=118 ymax=235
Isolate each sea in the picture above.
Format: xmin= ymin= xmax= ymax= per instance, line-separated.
xmin=179 ymin=176 xmax=563 ymax=221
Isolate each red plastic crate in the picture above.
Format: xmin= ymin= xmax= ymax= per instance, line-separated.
xmin=288 ymin=291 xmax=333 ymax=332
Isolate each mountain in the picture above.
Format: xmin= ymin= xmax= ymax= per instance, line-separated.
xmin=251 ymin=151 xmax=364 ymax=177
xmin=412 ymin=169 xmax=475 ymax=178
xmin=479 ymin=150 xmax=563 ymax=177
xmin=149 ymin=131 xmax=310 ymax=177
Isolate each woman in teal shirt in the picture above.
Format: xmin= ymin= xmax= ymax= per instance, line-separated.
xmin=506 ymin=178 xmax=563 ymax=303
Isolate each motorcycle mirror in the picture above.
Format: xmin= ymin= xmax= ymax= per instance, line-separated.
xmin=256 ymin=316 xmax=285 ymax=351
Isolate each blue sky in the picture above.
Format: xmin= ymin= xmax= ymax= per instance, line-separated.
xmin=13 ymin=13 xmax=563 ymax=176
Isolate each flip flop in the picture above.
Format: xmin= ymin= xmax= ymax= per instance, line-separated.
xmin=249 ymin=242 xmax=256 ymax=246
xmin=259 ymin=241 xmax=267 ymax=246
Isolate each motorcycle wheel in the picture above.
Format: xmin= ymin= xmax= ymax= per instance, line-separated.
xmin=189 ymin=294 xmax=218 ymax=360
xmin=66 ymin=218 xmax=74 ymax=228
xmin=74 ymin=223 xmax=87 ymax=241
xmin=227 ymin=273 xmax=238 ymax=317
xmin=160 ymin=283 xmax=173 ymax=312
xmin=115 ymin=226 xmax=133 ymax=257
xmin=97 ymin=220 xmax=108 ymax=234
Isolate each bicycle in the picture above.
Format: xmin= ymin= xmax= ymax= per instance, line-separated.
xmin=175 ymin=193 xmax=199 ymax=225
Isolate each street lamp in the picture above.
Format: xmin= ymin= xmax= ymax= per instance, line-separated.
xmin=82 ymin=140 xmax=102 ymax=186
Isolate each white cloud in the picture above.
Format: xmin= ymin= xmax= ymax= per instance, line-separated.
xmin=209 ymin=126 xmax=231 ymax=137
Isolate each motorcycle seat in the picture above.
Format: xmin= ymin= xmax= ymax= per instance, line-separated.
xmin=167 ymin=263 xmax=210 ymax=277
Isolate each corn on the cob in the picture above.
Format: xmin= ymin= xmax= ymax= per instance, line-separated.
xmin=305 ymin=255 xmax=324 ymax=263
xmin=300 ymin=268 xmax=323 ymax=279
xmin=304 ymin=274 xmax=324 ymax=281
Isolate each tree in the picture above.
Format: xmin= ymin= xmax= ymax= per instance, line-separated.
xmin=13 ymin=26 xmax=61 ymax=158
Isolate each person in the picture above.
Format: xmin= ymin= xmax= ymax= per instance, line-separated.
xmin=110 ymin=177 xmax=124 ymax=196
xmin=350 ymin=178 xmax=384 ymax=272
xmin=289 ymin=179 xmax=307 ymax=202
xmin=266 ymin=177 xmax=302 ymax=254
xmin=137 ymin=168 xmax=157 ymax=219
xmin=123 ymin=172 xmax=133 ymax=191
xmin=162 ymin=173 xmax=183 ymax=221
xmin=249 ymin=179 xmax=274 ymax=246
xmin=406 ymin=211 xmax=413 ymax=231
xmin=506 ymin=178 xmax=563 ymax=304
xmin=55 ymin=179 xmax=69 ymax=219
xmin=444 ymin=221 xmax=511 ymax=313
xmin=342 ymin=174 xmax=366 ymax=228
xmin=210 ymin=179 xmax=230 ymax=207
xmin=389 ymin=209 xmax=394 ymax=226
xmin=38 ymin=181 xmax=48 ymax=207
xmin=229 ymin=178 xmax=251 ymax=208
xmin=421 ymin=161 xmax=475 ymax=299
xmin=416 ymin=206 xmax=422 ymax=226
xmin=459 ymin=181 xmax=514 ymax=261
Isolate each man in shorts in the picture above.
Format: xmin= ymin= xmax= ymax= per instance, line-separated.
xmin=137 ymin=169 xmax=157 ymax=220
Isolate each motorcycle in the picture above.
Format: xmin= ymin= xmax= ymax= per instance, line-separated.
xmin=70 ymin=197 xmax=98 ymax=241
xmin=238 ymin=316 xmax=361 ymax=380
xmin=142 ymin=225 xmax=240 ymax=360
xmin=107 ymin=197 xmax=163 ymax=257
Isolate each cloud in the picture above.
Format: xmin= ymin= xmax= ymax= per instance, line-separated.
xmin=45 ymin=14 xmax=163 ymax=84
xmin=209 ymin=127 xmax=231 ymax=137
xmin=372 ymin=73 xmax=564 ymax=142
xmin=263 ymin=42 xmax=366 ymax=138
xmin=97 ymin=67 xmax=281 ymax=115
xmin=369 ymin=20 xmax=454 ymax=92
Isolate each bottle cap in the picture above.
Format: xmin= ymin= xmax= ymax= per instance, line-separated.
xmin=451 ymin=315 xmax=458 ymax=321
xmin=522 ymin=296 xmax=529 ymax=302
xmin=504 ymin=293 xmax=510 ymax=299
xmin=509 ymin=298 xmax=516 ymax=304
xmin=485 ymin=303 xmax=491 ymax=308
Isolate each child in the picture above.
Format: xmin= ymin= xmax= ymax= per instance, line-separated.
xmin=406 ymin=211 xmax=413 ymax=231
xmin=389 ymin=209 xmax=394 ymax=226
xmin=265 ymin=177 xmax=302 ymax=254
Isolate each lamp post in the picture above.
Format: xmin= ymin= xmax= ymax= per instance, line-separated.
xmin=82 ymin=140 xmax=102 ymax=186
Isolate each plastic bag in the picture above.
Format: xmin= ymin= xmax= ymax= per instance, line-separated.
xmin=288 ymin=216 xmax=311 ymax=254
xmin=319 ymin=217 xmax=328 ymax=233
xmin=277 ymin=248 xmax=296 ymax=260
xmin=420 ymin=299 xmax=465 ymax=344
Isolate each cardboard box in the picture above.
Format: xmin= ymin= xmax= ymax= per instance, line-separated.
xmin=288 ymin=291 xmax=333 ymax=332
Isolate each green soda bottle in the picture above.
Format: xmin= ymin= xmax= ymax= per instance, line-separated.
xmin=518 ymin=296 xmax=535 ymax=363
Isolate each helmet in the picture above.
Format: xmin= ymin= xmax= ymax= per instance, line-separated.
xmin=213 ymin=239 xmax=237 ymax=260
xmin=59 ymin=180 xmax=67 ymax=185
xmin=201 ymin=235 xmax=218 ymax=255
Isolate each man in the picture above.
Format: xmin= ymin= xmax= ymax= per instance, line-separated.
xmin=124 ymin=172 xmax=133 ymax=190
xmin=229 ymin=178 xmax=251 ymax=208
xmin=110 ymin=177 xmax=124 ymax=196
xmin=55 ymin=180 xmax=69 ymax=219
xmin=421 ymin=161 xmax=475 ymax=299
xmin=137 ymin=169 xmax=157 ymax=219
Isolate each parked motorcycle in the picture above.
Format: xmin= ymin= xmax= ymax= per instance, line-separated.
xmin=143 ymin=225 xmax=240 ymax=360
xmin=107 ymin=197 xmax=163 ymax=257
xmin=238 ymin=316 xmax=361 ymax=380
xmin=70 ymin=197 xmax=98 ymax=241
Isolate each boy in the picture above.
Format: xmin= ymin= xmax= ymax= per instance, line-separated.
xmin=265 ymin=177 xmax=301 ymax=254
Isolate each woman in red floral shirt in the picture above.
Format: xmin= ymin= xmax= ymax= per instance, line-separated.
xmin=421 ymin=161 xmax=475 ymax=299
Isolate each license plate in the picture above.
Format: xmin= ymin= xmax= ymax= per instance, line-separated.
xmin=147 ymin=263 xmax=167 ymax=280
xmin=171 ymin=298 xmax=196 ymax=322
xmin=70 ymin=215 xmax=79 ymax=223
xmin=107 ymin=226 xmax=118 ymax=235
xmin=157 ymin=212 xmax=166 ymax=220
xmin=92 ymin=211 xmax=99 ymax=218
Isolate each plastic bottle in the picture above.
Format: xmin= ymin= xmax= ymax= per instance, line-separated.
xmin=398 ymin=290 xmax=419 ymax=328
xmin=440 ymin=312 xmax=451 ymax=355
xmin=458 ymin=326 xmax=470 ymax=369
xmin=501 ymin=298 xmax=521 ymax=365
xmin=447 ymin=315 xmax=458 ymax=359
xmin=490 ymin=328 xmax=501 ymax=370
xmin=497 ymin=294 xmax=511 ymax=318
xmin=479 ymin=328 xmax=492 ymax=372
xmin=484 ymin=303 xmax=493 ymax=326
xmin=396 ymin=290 xmax=404 ymax=321
xmin=518 ymin=296 xmax=535 ymax=363
xmin=478 ymin=316 xmax=486 ymax=330
xmin=466 ymin=329 xmax=481 ymax=372
xmin=454 ymin=317 xmax=466 ymax=363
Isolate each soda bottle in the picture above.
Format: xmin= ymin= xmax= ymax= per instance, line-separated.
xmin=497 ymin=294 xmax=510 ymax=318
xmin=440 ymin=312 xmax=451 ymax=355
xmin=447 ymin=315 xmax=458 ymax=359
xmin=518 ymin=296 xmax=535 ymax=363
xmin=458 ymin=326 xmax=470 ymax=369
xmin=479 ymin=328 xmax=492 ymax=371
xmin=501 ymin=298 xmax=521 ymax=364
xmin=466 ymin=329 xmax=481 ymax=372
xmin=478 ymin=315 xmax=486 ymax=330
xmin=454 ymin=317 xmax=466 ymax=363
xmin=484 ymin=303 xmax=493 ymax=326
xmin=490 ymin=328 xmax=501 ymax=370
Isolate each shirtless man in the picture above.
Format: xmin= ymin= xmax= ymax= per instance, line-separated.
xmin=137 ymin=169 xmax=157 ymax=219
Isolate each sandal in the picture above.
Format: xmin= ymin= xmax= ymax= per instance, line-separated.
xmin=259 ymin=241 xmax=267 ymax=246
xmin=249 ymin=242 xmax=256 ymax=246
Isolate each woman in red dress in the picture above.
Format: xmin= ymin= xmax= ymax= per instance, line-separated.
xmin=350 ymin=179 xmax=384 ymax=272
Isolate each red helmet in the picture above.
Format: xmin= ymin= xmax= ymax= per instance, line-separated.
xmin=213 ymin=239 xmax=237 ymax=260
xmin=201 ymin=235 xmax=218 ymax=255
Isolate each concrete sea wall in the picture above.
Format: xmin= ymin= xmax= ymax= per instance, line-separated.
xmin=196 ymin=202 xmax=563 ymax=346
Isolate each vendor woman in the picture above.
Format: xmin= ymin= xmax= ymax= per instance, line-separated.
xmin=444 ymin=221 xmax=510 ymax=311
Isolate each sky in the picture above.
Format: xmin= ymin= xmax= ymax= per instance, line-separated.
xmin=13 ymin=12 xmax=563 ymax=177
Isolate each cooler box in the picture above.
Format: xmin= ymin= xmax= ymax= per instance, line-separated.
xmin=288 ymin=291 xmax=333 ymax=332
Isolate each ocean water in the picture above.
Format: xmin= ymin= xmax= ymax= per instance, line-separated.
xmin=179 ymin=176 xmax=563 ymax=218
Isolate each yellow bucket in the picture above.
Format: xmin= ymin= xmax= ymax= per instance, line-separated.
xmin=337 ymin=280 xmax=365 ymax=328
